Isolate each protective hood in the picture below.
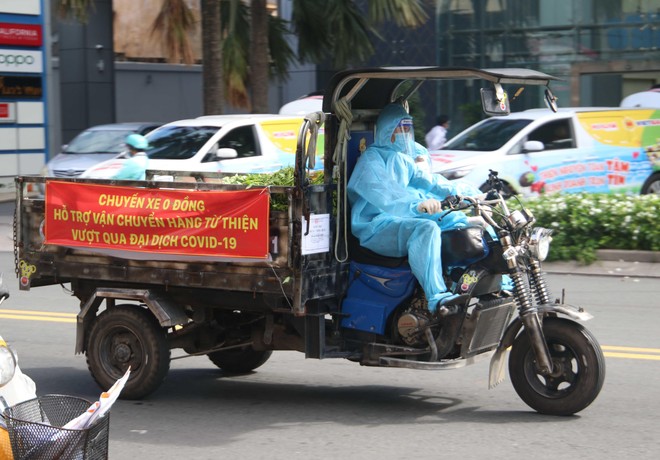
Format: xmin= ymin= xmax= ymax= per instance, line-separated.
xmin=375 ymin=103 xmax=414 ymax=148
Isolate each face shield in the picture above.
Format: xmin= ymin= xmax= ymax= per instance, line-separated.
xmin=391 ymin=118 xmax=415 ymax=158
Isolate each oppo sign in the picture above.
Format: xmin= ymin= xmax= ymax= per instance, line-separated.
xmin=0 ymin=49 xmax=42 ymax=73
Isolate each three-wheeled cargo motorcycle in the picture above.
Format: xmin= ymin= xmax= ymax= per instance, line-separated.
xmin=13 ymin=67 xmax=605 ymax=415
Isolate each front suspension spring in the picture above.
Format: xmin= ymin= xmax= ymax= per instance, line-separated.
xmin=528 ymin=260 xmax=551 ymax=305
xmin=511 ymin=271 xmax=534 ymax=315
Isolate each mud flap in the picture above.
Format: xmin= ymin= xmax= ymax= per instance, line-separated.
xmin=488 ymin=346 xmax=510 ymax=389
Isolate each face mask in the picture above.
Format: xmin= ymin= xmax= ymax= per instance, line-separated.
xmin=391 ymin=119 xmax=415 ymax=157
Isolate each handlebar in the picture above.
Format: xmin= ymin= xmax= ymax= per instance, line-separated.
xmin=439 ymin=192 xmax=504 ymax=230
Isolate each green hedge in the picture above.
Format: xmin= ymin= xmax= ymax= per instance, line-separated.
xmin=522 ymin=193 xmax=660 ymax=263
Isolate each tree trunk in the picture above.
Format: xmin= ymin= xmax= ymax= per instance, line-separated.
xmin=250 ymin=0 xmax=269 ymax=113
xmin=201 ymin=0 xmax=223 ymax=115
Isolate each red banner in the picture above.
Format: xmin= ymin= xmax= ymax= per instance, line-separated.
xmin=44 ymin=181 xmax=271 ymax=259
xmin=0 ymin=23 xmax=42 ymax=47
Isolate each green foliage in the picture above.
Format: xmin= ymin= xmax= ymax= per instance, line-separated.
xmin=522 ymin=193 xmax=660 ymax=263
xmin=292 ymin=0 xmax=429 ymax=69
xmin=57 ymin=0 xmax=94 ymax=22
xmin=457 ymin=102 xmax=484 ymax=131
xmin=220 ymin=167 xmax=324 ymax=211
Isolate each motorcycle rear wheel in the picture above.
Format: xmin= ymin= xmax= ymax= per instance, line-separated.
xmin=509 ymin=317 xmax=605 ymax=416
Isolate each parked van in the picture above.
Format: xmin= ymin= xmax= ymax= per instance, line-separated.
xmin=620 ymin=89 xmax=660 ymax=108
xmin=81 ymin=114 xmax=324 ymax=178
xmin=431 ymin=107 xmax=660 ymax=195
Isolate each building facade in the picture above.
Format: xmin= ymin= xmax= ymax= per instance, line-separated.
xmin=0 ymin=0 xmax=49 ymax=195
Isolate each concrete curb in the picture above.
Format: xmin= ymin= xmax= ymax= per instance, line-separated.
xmin=595 ymin=249 xmax=660 ymax=263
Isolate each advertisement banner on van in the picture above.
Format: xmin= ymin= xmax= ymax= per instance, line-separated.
xmin=44 ymin=181 xmax=271 ymax=259
xmin=260 ymin=117 xmax=324 ymax=170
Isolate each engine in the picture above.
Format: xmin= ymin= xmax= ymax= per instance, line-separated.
xmin=396 ymin=310 xmax=432 ymax=347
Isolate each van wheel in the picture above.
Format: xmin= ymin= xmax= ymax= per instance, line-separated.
xmin=641 ymin=173 xmax=660 ymax=194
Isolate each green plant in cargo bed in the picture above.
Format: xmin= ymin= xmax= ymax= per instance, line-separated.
xmin=220 ymin=167 xmax=325 ymax=211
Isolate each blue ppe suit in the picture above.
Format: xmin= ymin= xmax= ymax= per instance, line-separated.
xmin=347 ymin=103 xmax=469 ymax=312
xmin=112 ymin=152 xmax=148 ymax=180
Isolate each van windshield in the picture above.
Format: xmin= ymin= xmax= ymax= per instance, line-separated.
xmin=443 ymin=118 xmax=533 ymax=151
xmin=146 ymin=126 xmax=219 ymax=160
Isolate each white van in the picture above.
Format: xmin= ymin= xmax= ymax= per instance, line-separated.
xmin=620 ymin=89 xmax=660 ymax=108
xmin=81 ymin=114 xmax=324 ymax=178
xmin=431 ymin=107 xmax=660 ymax=195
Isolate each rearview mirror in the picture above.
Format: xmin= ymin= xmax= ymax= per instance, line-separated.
xmin=523 ymin=140 xmax=544 ymax=152
xmin=480 ymin=87 xmax=510 ymax=116
xmin=216 ymin=148 xmax=238 ymax=159
xmin=544 ymin=88 xmax=558 ymax=112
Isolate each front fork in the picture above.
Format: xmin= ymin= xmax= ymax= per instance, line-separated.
xmin=502 ymin=236 xmax=554 ymax=374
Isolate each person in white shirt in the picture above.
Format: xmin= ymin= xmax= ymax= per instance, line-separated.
xmin=425 ymin=115 xmax=450 ymax=150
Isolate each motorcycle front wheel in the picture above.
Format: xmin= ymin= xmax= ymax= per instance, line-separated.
xmin=509 ymin=317 xmax=605 ymax=416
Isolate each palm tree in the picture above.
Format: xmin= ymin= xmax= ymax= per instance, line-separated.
xmin=249 ymin=0 xmax=269 ymax=113
xmin=58 ymin=0 xmax=430 ymax=114
xmin=151 ymin=0 xmax=196 ymax=65
xmin=201 ymin=0 xmax=223 ymax=114
xmin=291 ymin=0 xmax=428 ymax=69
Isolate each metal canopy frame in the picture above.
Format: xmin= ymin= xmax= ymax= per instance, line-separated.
xmin=323 ymin=66 xmax=560 ymax=112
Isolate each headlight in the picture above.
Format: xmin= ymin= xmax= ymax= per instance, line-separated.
xmin=0 ymin=340 xmax=17 ymax=387
xmin=528 ymin=227 xmax=553 ymax=261
xmin=438 ymin=165 xmax=474 ymax=180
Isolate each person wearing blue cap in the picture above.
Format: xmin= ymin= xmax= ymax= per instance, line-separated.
xmin=112 ymin=133 xmax=150 ymax=180
xmin=347 ymin=102 xmax=472 ymax=313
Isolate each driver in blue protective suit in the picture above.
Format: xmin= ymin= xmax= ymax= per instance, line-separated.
xmin=112 ymin=134 xmax=150 ymax=180
xmin=347 ymin=102 xmax=477 ymax=313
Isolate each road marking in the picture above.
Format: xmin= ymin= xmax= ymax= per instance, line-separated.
xmin=601 ymin=345 xmax=660 ymax=354
xmin=603 ymin=352 xmax=660 ymax=361
xmin=601 ymin=345 xmax=660 ymax=361
xmin=0 ymin=308 xmax=76 ymax=323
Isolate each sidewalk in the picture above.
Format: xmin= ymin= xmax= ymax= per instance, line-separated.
xmin=543 ymin=253 xmax=660 ymax=279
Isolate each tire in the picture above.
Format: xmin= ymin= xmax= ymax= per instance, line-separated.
xmin=509 ymin=317 xmax=605 ymax=416
xmin=208 ymin=348 xmax=272 ymax=374
xmin=641 ymin=173 xmax=660 ymax=194
xmin=86 ymin=305 xmax=170 ymax=400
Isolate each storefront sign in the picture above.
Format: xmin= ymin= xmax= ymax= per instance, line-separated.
xmin=0 ymin=23 xmax=42 ymax=47
xmin=0 ymin=102 xmax=16 ymax=122
xmin=44 ymin=182 xmax=272 ymax=259
xmin=0 ymin=49 xmax=42 ymax=73
xmin=0 ymin=0 xmax=41 ymax=16
xmin=0 ymin=75 xmax=42 ymax=98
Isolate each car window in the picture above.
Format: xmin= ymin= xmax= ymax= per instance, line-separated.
xmin=64 ymin=129 xmax=133 ymax=154
xmin=527 ymin=119 xmax=575 ymax=150
xmin=146 ymin=126 xmax=219 ymax=160
xmin=443 ymin=119 xmax=533 ymax=151
xmin=138 ymin=125 xmax=161 ymax=136
xmin=217 ymin=125 xmax=259 ymax=158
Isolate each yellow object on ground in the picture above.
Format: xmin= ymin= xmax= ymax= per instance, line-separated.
xmin=0 ymin=427 xmax=13 ymax=460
